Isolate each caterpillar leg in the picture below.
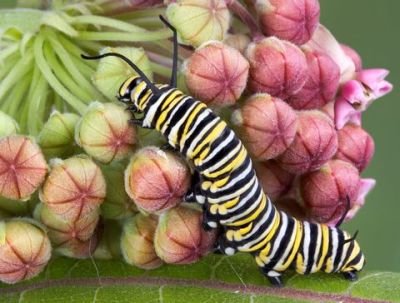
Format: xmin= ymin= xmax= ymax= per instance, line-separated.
xmin=184 ymin=171 xmax=206 ymax=204
xmin=343 ymin=271 xmax=358 ymax=281
xmin=260 ymin=268 xmax=283 ymax=287
xmin=202 ymin=205 xmax=218 ymax=230
xmin=129 ymin=118 xmax=149 ymax=128
xmin=216 ymin=234 xmax=237 ymax=256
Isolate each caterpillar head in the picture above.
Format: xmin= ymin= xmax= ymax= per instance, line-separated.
xmin=118 ymin=76 xmax=149 ymax=112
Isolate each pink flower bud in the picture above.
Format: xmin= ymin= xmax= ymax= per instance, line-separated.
xmin=254 ymin=160 xmax=295 ymax=200
xmin=38 ymin=203 xmax=100 ymax=259
xmin=341 ymin=44 xmax=362 ymax=72
xmin=0 ymin=219 xmax=51 ymax=284
xmin=40 ymin=156 xmax=106 ymax=222
xmin=154 ymin=205 xmax=217 ymax=264
xmin=299 ymin=159 xmax=360 ymax=225
xmin=183 ymin=41 xmax=249 ymax=107
xmin=232 ymin=93 xmax=297 ymax=160
xmin=124 ymin=147 xmax=190 ymax=214
xmin=256 ymin=0 xmax=320 ymax=45
xmin=121 ymin=214 xmax=162 ymax=269
xmin=335 ymin=124 xmax=375 ymax=172
xmin=346 ymin=178 xmax=375 ymax=221
xmin=246 ymin=37 xmax=308 ymax=99
xmin=0 ymin=136 xmax=47 ymax=201
xmin=278 ymin=111 xmax=338 ymax=174
xmin=288 ymin=50 xmax=340 ymax=110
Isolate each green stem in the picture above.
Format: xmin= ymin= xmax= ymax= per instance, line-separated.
xmin=56 ymin=34 xmax=98 ymax=69
xmin=69 ymin=15 xmax=148 ymax=33
xmin=0 ymin=43 xmax=19 ymax=63
xmin=1 ymin=72 xmax=31 ymax=118
xmin=46 ymin=30 xmax=104 ymax=102
xmin=150 ymin=62 xmax=172 ymax=78
xmin=127 ymin=17 xmax=161 ymax=30
xmin=34 ymin=33 xmax=86 ymax=113
xmin=26 ymin=65 xmax=48 ymax=135
xmin=0 ymin=52 xmax=33 ymax=102
xmin=43 ymin=41 xmax=93 ymax=103
xmin=77 ymin=28 xmax=171 ymax=42
xmin=113 ymin=7 xmax=166 ymax=20
xmin=0 ymin=52 xmax=19 ymax=83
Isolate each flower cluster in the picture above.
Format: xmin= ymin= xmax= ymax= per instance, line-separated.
xmin=0 ymin=0 xmax=392 ymax=285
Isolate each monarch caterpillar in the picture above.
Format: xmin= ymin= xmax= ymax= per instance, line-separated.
xmin=82 ymin=16 xmax=365 ymax=287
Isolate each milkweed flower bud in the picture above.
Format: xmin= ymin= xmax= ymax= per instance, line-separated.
xmin=183 ymin=41 xmax=249 ymax=107
xmin=93 ymin=47 xmax=152 ymax=100
xmin=101 ymin=164 xmax=137 ymax=220
xmin=278 ymin=111 xmax=338 ymax=174
xmin=341 ymin=44 xmax=362 ymax=72
xmin=75 ymin=102 xmax=136 ymax=164
xmin=346 ymin=178 xmax=376 ymax=221
xmin=38 ymin=111 xmax=80 ymax=159
xmin=0 ymin=111 xmax=19 ymax=137
xmin=255 ymin=160 xmax=295 ymax=200
xmin=0 ymin=219 xmax=51 ymax=284
xmin=232 ymin=94 xmax=297 ymax=160
xmin=125 ymin=147 xmax=190 ymax=214
xmin=154 ymin=205 xmax=217 ymax=264
xmin=0 ymin=136 xmax=47 ymax=201
xmin=166 ymin=0 xmax=231 ymax=47
xmin=224 ymin=34 xmax=251 ymax=54
xmin=121 ymin=214 xmax=162 ymax=269
xmin=38 ymin=203 xmax=99 ymax=258
xmin=246 ymin=37 xmax=308 ymax=99
xmin=288 ymin=50 xmax=340 ymax=110
xmin=255 ymin=0 xmax=320 ymax=45
xmin=335 ymin=124 xmax=375 ymax=172
xmin=40 ymin=156 xmax=106 ymax=221
xmin=299 ymin=159 xmax=360 ymax=225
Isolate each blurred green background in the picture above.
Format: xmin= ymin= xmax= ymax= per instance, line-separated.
xmin=0 ymin=0 xmax=398 ymax=272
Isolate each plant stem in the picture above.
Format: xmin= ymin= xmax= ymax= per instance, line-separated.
xmin=77 ymin=28 xmax=171 ymax=42
xmin=225 ymin=0 xmax=263 ymax=40
xmin=69 ymin=15 xmax=148 ymax=33
xmin=34 ymin=33 xmax=86 ymax=113
xmin=0 ymin=52 xmax=33 ymax=102
xmin=1 ymin=72 xmax=31 ymax=118
xmin=150 ymin=62 xmax=172 ymax=78
xmin=47 ymin=30 xmax=104 ymax=102
xmin=43 ymin=41 xmax=93 ymax=103
xmin=26 ymin=66 xmax=47 ymax=135
xmin=109 ymin=7 xmax=165 ymax=20
xmin=0 ymin=43 xmax=18 ymax=63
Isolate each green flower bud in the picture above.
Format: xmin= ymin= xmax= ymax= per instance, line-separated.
xmin=121 ymin=213 xmax=162 ymax=269
xmin=37 ymin=111 xmax=80 ymax=159
xmin=0 ymin=111 xmax=19 ymax=137
xmin=92 ymin=47 xmax=152 ymax=101
xmin=166 ymin=0 xmax=231 ymax=47
xmin=75 ymin=102 xmax=136 ymax=164
xmin=101 ymin=163 xmax=137 ymax=220
xmin=0 ymin=219 xmax=51 ymax=284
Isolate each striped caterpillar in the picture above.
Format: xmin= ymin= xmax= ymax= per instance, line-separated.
xmin=82 ymin=16 xmax=365 ymax=287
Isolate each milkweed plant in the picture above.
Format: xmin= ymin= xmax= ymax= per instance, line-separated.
xmin=0 ymin=0 xmax=392 ymax=284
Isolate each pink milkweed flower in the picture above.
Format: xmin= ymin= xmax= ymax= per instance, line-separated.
xmin=346 ymin=178 xmax=376 ymax=221
xmin=334 ymin=69 xmax=392 ymax=129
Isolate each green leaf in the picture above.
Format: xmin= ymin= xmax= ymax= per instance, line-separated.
xmin=1 ymin=254 xmax=399 ymax=302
